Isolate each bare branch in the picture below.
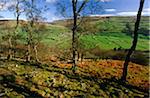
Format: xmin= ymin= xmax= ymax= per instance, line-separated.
xmin=77 ymin=0 xmax=88 ymax=14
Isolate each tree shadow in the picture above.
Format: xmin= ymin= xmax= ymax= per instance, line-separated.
xmin=0 ymin=74 xmax=43 ymax=98
xmin=98 ymin=77 xmax=149 ymax=97
xmin=17 ymin=61 xmax=149 ymax=93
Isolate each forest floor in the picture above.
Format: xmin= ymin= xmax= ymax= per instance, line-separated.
xmin=0 ymin=59 xmax=149 ymax=97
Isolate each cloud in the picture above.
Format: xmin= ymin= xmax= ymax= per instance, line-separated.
xmin=116 ymin=12 xmax=137 ymax=16
xmin=115 ymin=7 xmax=150 ymax=16
xmin=143 ymin=8 xmax=150 ymax=12
xmin=46 ymin=0 xmax=57 ymax=3
xmin=90 ymin=14 xmax=115 ymax=17
xmin=142 ymin=11 xmax=150 ymax=16
xmin=45 ymin=11 xmax=61 ymax=22
xmin=0 ymin=0 xmax=16 ymax=11
xmin=116 ymin=11 xmax=150 ymax=16
xmin=105 ymin=9 xmax=116 ymax=12
xmin=0 ymin=2 xmax=5 ymax=9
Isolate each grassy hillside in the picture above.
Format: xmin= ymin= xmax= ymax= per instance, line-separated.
xmin=0 ymin=16 xmax=149 ymax=64
xmin=80 ymin=33 xmax=148 ymax=50
xmin=53 ymin=16 xmax=149 ymax=31
xmin=41 ymin=24 xmax=71 ymax=49
xmin=0 ymin=16 xmax=149 ymax=51
xmin=44 ymin=16 xmax=149 ymax=51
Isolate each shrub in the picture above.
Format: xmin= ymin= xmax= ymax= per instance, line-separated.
xmin=82 ymin=47 xmax=148 ymax=66
xmin=131 ymin=52 xmax=149 ymax=66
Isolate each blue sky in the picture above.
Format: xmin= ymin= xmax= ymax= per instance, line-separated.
xmin=0 ymin=0 xmax=149 ymax=22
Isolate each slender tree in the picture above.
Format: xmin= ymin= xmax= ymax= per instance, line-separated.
xmin=24 ymin=0 xmax=47 ymax=62
xmin=28 ymin=0 xmax=34 ymax=62
xmin=121 ymin=0 xmax=145 ymax=81
xmin=2 ymin=21 xmax=14 ymax=60
xmin=24 ymin=0 xmax=35 ymax=62
xmin=9 ymin=0 xmax=25 ymax=58
xmin=15 ymin=0 xmax=21 ymax=29
xmin=56 ymin=0 xmax=103 ymax=72
xmin=33 ymin=17 xmax=47 ymax=62
xmin=0 ymin=0 xmax=24 ymax=60
xmin=72 ymin=0 xmax=93 ymax=72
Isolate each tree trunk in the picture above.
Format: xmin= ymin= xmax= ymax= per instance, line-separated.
xmin=26 ymin=32 xmax=32 ymax=62
xmin=26 ymin=0 xmax=34 ymax=62
xmin=15 ymin=0 xmax=20 ymax=29
xmin=121 ymin=0 xmax=145 ymax=81
xmin=34 ymin=44 xmax=39 ymax=62
xmin=15 ymin=14 xmax=19 ymax=29
xmin=26 ymin=30 xmax=32 ymax=62
xmin=13 ymin=14 xmax=19 ymax=58
xmin=14 ymin=11 xmax=19 ymax=58
xmin=71 ymin=0 xmax=77 ymax=73
xmin=7 ymin=37 xmax=12 ymax=60
xmin=26 ymin=44 xmax=31 ymax=62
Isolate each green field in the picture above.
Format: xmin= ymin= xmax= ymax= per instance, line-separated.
xmin=42 ymin=32 xmax=149 ymax=50
xmin=42 ymin=16 xmax=149 ymax=51
xmin=80 ymin=33 xmax=149 ymax=50
xmin=0 ymin=16 xmax=149 ymax=51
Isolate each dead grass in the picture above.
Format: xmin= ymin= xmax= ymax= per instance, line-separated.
xmin=58 ymin=60 xmax=149 ymax=90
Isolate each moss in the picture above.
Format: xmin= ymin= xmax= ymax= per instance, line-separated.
xmin=38 ymin=90 xmax=46 ymax=97
xmin=0 ymin=76 xmax=4 ymax=81
xmin=7 ymin=91 xmax=25 ymax=98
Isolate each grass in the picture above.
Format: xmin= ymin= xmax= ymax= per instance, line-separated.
xmin=38 ymin=24 xmax=71 ymax=48
xmin=80 ymin=32 xmax=149 ymax=50
xmin=40 ymin=31 xmax=149 ymax=51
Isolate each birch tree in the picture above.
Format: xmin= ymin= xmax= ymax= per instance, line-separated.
xmin=24 ymin=0 xmax=47 ymax=62
xmin=0 ymin=0 xmax=24 ymax=59
xmin=8 ymin=0 xmax=25 ymax=59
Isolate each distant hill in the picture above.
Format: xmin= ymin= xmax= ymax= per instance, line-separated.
xmin=52 ymin=16 xmax=149 ymax=27
xmin=0 ymin=16 xmax=149 ymax=29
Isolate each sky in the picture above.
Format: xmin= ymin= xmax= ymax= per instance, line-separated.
xmin=0 ymin=0 xmax=149 ymax=22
